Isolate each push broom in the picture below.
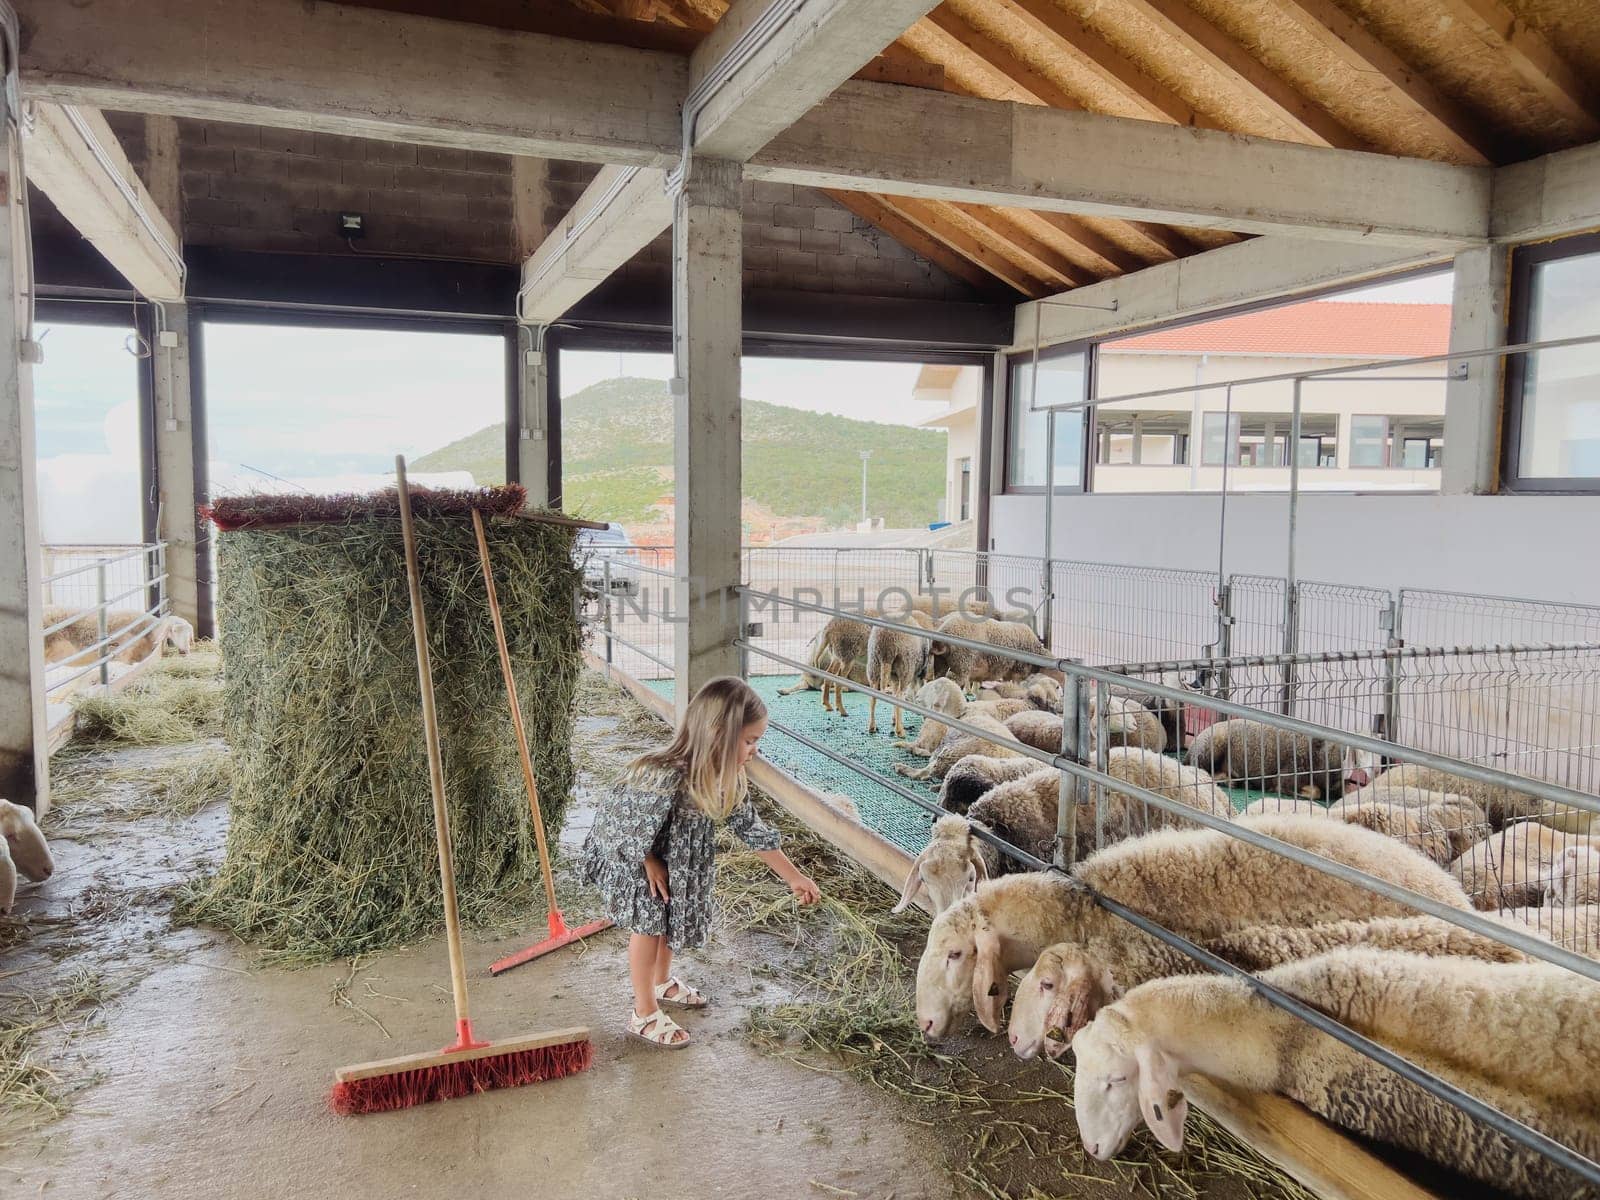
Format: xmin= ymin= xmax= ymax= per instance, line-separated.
xmin=330 ymin=457 xmax=592 ymax=1115
xmin=473 ymin=507 xmax=614 ymax=977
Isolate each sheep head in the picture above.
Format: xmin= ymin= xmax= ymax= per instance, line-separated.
xmin=915 ymin=901 xmax=1004 ymax=1039
xmin=0 ymin=799 xmax=53 ymax=882
xmin=164 ymin=614 xmax=196 ymax=655
xmin=1072 ymin=1007 xmax=1190 ymax=1161
xmin=1553 ymin=844 xmax=1600 ymax=907
xmin=1007 ymin=944 xmax=1119 ymax=1061
xmin=893 ymin=818 xmax=989 ymax=916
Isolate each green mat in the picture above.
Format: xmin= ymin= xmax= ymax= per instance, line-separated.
xmin=643 ymin=675 xmax=1296 ymax=857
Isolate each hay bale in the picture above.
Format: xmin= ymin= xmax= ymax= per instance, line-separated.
xmin=183 ymin=488 xmax=585 ymax=962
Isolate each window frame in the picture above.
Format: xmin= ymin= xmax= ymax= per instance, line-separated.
xmin=1348 ymin=413 xmax=1392 ymax=470
xmin=1003 ymin=341 xmax=1092 ymax=494
xmin=1502 ymin=230 xmax=1600 ymax=494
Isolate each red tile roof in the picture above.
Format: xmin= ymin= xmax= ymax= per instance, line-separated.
xmin=1107 ymin=301 xmax=1452 ymax=358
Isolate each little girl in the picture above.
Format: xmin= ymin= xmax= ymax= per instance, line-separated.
xmin=581 ymin=675 xmax=821 ymax=1048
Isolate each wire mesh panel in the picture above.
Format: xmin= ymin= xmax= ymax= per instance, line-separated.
xmin=1399 ymin=588 xmax=1600 ymax=649
xmin=926 ymin=548 xmax=1046 ymax=619
xmin=41 ymin=544 xmax=169 ymax=706
xmin=581 ymin=558 xmax=677 ymax=682
xmin=1296 ymin=581 xmax=1393 ymax=654
xmin=1226 ymin=574 xmax=1287 ymax=657
xmin=1050 ymin=560 xmax=1221 ymax=664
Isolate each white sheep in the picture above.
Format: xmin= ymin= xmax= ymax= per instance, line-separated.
xmin=1449 ymin=822 xmax=1595 ymax=910
xmin=1009 ymin=916 xmax=1527 ymax=1060
xmin=0 ymin=798 xmax=54 ymax=889
xmin=1369 ymin=763 xmax=1567 ymax=829
xmin=815 ymin=616 xmax=873 ymax=717
xmin=1552 ymin=844 xmax=1600 ymax=907
xmin=865 ymin=609 xmax=938 ymax=738
xmin=893 ymin=713 xmax=1023 ymax=783
xmin=0 ymin=839 xmax=15 ymax=915
xmin=1070 ymin=950 xmax=1600 ymax=1200
xmin=926 ymin=614 xmax=1044 ymax=693
xmin=892 ymin=815 xmax=992 ymax=916
xmin=1186 ymin=718 xmax=1352 ymax=802
xmin=938 ymin=753 xmax=1043 ymax=814
xmin=1499 ymin=903 xmax=1599 ymax=959
xmin=1242 ymin=788 xmax=1489 ymax=867
xmin=42 ymin=607 xmax=194 ymax=667
xmin=1092 ymin=694 xmax=1166 ymax=754
xmin=914 ymin=815 xmax=1473 ymax=1040
xmin=988 ymin=673 xmax=1063 ymax=712
xmin=892 ymin=677 xmax=967 ymax=758
xmin=776 ymin=628 xmax=831 ymax=697
xmin=962 ymin=697 xmax=1033 ymax=725
xmin=1002 ymin=710 xmax=1062 ymax=754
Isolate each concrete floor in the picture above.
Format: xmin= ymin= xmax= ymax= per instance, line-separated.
xmin=1 ymin=707 xmax=952 ymax=1200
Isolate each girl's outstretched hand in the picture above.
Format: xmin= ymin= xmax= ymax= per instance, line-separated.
xmin=644 ymin=853 xmax=671 ymax=903
xmin=789 ymin=873 xmax=821 ymax=905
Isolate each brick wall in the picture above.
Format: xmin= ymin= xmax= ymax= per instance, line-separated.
xmin=100 ymin=116 xmax=980 ymax=301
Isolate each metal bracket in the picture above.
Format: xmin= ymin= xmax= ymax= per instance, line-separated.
xmin=1449 ymin=360 xmax=1469 ymax=380
xmin=742 ymin=621 xmax=765 ymax=639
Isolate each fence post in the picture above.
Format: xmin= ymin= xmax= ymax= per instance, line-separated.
xmin=96 ymin=561 xmax=110 ymax=687
xmin=1215 ymin=579 xmax=1233 ymax=700
xmin=1056 ymin=665 xmax=1090 ymax=869
xmin=1281 ymin=580 xmax=1299 ymax=715
xmin=737 ymin=587 xmax=750 ymax=680
xmin=602 ymin=558 xmax=614 ymax=673
xmin=1384 ymin=592 xmax=1404 ymax=745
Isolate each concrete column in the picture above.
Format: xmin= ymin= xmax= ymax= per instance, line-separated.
xmin=153 ymin=304 xmax=201 ymax=630
xmin=1442 ymin=244 xmax=1509 ymax=495
xmin=0 ymin=115 xmax=48 ymax=813
xmin=513 ymin=333 xmax=554 ymax=507
xmin=671 ymin=158 xmax=742 ymax=718
xmin=142 ymin=115 xmax=182 ymax=232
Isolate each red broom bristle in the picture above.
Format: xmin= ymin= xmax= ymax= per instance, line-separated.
xmin=330 ymin=1039 xmax=593 ymax=1115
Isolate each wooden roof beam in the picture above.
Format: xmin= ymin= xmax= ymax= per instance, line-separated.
xmin=1117 ymin=0 xmax=1367 ymax=149
xmin=1272 ymin=0 xmax=1498 ymax=164
xmin=948 ymin=204 xmax=1094 ymax=289
xmin=1436 ymin=0 xmax=1600 ymax=138
xmin=1005 ymin=208 xmax=1148 ymax=275
xmin=918 ymin=8 xmax=1083 ymax=110
xmin=822 ymin=190 xmax=1005 ymax=293
xmin=888 ymin=198 xmax=1051 ymax=296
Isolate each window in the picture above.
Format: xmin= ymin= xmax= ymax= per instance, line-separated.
xmin=1094 ymin=409 xmax=1190 ymax=466
xmin=1349 ymin=415 xmax=1389 ymax=468
xmin=1006 ymin=350 xmax=1087 ymax=490
xmin=1198 ymin=412 xmax=1336 ymax=468
xmin=1349 ymin=415 xmax=1443 ymax=469
xmin=1506 ymin=234 xmax=1600 ymax=489
xmin=1201 ymin=413 xmax=1239 ymax=466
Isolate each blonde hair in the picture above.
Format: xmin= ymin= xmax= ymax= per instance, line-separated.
xmin=627 ymin=676 xmax=767 ymax=821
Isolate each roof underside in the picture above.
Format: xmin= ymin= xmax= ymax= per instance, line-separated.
xmin=345 ymin=0 xmax=1600 ymax=301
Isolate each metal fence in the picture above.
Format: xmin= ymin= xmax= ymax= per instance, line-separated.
xmin=40 ymin=542 xmax=169 ymax=703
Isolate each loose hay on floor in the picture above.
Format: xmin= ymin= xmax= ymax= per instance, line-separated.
xmin=182 ymin=492 xmax=585 ymax=963
xmin=70 ymin=642 xmax=225 ymax=745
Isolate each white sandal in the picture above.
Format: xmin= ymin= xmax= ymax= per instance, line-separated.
xmin=628 ymin=1007 xmax=691 ymax=1049
xmin=653 ymin=976 xmax=708 ymax=1009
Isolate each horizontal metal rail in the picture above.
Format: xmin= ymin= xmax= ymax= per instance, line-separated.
xmin=41 ymin=575 xmax=169 ymax=638
xmin=578 ymin=617 xmax=673 ymax=674
xmin=43 ymin=544 xmax=160 ymax=585
xmin=1111 ymin=638 xmax=1600 ymax=677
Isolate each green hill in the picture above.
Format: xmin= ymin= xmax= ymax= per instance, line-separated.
xmin=416 ymin=376 xmax=947 ymax=530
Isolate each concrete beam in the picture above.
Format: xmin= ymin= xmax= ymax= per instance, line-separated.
xmin=1492 ymin=139 xmax=1600 ymax=243
xmin=19 ymin=0 xmax=685 ymax=169
xmin=141 ymin=115 xmax=181 ymax=235
xmin=24 ymin=103 xmax=183 ymax=300
xmin=518 ymin=167 xmax=671 ymax=327
xmin=1012 ymin=237 xmax=1448 ymax=351
xmin=1441 ymin=245 xmax=1509 ymax=496
xmin=688 ymin=0 xmax=942 ymax=162
xmin=152 ymin=304 xmax=199 ymax=627
xmin=0 ymin=116 xmax=48 ymax=813
xmin=754 ymin=84 xmax=1492 ymax=247
xmin=671 ymin=158 xmax=743 ymax=718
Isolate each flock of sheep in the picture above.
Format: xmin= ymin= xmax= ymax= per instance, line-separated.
xmin=775 ymin=601 xmax=1600 ymax=1196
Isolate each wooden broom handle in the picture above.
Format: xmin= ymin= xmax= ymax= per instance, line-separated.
xmin=471 ymin=509 xmax=561 ymax=916
xmin=395 ymin=456 xmax=473 ymax=1029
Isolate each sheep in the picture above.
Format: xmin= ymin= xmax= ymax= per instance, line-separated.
xmin=776 ymin=629 xmax=831 ymax=697
xmin=926 ymin=614 xmax=1044 ymax=693
xmin=1069 ymin=950 xmax=1600 ymax=1200
xmin=1326 ymin=791 xmax=1487 ymax=867
xmin=1092 ymin=694 xmax=1166 ymax=753
xmin=892 ymin=677 xmax=968 ymax=758
xmin=1367 ymin=763 xmax=1564 ymax=828
xmin=1003 ymin=710 xmax=1062 ymax=754
xmin=1553 ymin=844 xmax=1600 ymax=907
xmin=915 ymin=815 xmax=1473 ymax=1040
xmin=1448 ymin=822 xmax=1596 ymax=910
xmin=0 ymin=839 xmax=14 ymax=916
xmin=892 ymin=815 xmax=994 ymax=916
xmin=1499 ymin=904 xmax=1599 ymax=959
xmin=989 ymin=673 xmax=1063 ymax=712
xmin=0 ymin=798 xmax=54 ymax=887
xmin=1185 ymin=718 xmax=1351 ymax=802
xmin=965 ymin=749 xmax=1232 ymax=870
xmin=865 ymin=609 xmax=938 ymax=737
xmin=814 ymin=616 xmax=871 ymax=716
xmin=939 ymin=754 xmax=1043 ymax=814
xmin=1010 ymin=916 xmax=1527 ymax=1060
xmin=43 ymin=608 xmax=193 ymax=668
xmin=816 ymin=791 xmax=860 ymax=824
xmin=893 ymin=714 xmax=1022 ymax=783
xmin=962 ymin=698 xmax=1033 ymax=725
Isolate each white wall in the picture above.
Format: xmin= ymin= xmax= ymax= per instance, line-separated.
xmin=991 ymin=491 xmax=1600 ymax=603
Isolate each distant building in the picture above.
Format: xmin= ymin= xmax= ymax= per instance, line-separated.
xmin=914 ymin=363 xmax=984 ymax=522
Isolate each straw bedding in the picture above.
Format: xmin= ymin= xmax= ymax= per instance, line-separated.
xmin=182 ymin=489 xmax=585 ymax=962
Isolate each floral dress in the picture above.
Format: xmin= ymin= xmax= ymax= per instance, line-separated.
xmin=580 ymin=765 xmax=782 ymax=950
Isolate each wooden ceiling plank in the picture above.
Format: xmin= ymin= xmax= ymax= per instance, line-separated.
xmin=1272 ymin=0 xmax=1497 ymax=164
xmin=997 ymin=0 xmax=1206 ymax=127
xmin=822 ymin=189 xmax=1013 ymax=293
xmin=922 ymin=8 xmax=1084 ymax=110
xmin=1018 ymin=209 xmax=1150 ymax=275
xmin=889 ymin=197 xmax=1052 ymax=295
xmin=1117 ymin=0 xmax=1368 ymax=149
xmin=1437 ymin=0 xmax=1600 ymax=137
xmin=951 ymin=203 xmax=1092 ymax=288
xmin=1124 ymin=219 xmax=1200 ymax=259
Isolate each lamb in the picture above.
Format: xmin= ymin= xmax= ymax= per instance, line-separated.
xmin=965 ymin=749 xmax=1232 ymax=870
xmin=1367 ymin=763 xmax=1563 ymax=828
xmin=1553 ymin=844 xmax=1600 ymax=907
xmin=776 ymin=629 xmax=831 ymax=697
xmin=1185 ymin=718 xmax=1351 ymax=802
xmin=1 ymin=798 xmax=54 ymax=885
xmin=865 ymin=609 xmax=937 ymax=737
xmin=939 ymin=754 xmax=1044 ymax=814
xmin=915 ymin=815 xmax=1473 ymax=1039
xmin=927 ymin=614 xmax=1044 ymax=693
xmin=1500 ymin=904 xmax=1599 ymax=959
xmin=892 ymin=677 xmax=968 ymax=757
xmin=893 ymin=714 xmax=1023 ymax=783
xmin=1069 ymin=950 xmax=1600 ymax=1200
xmin=989 ymin=674 xmax=1063 ymax=713
xmin=962 ymin=698 xmax=1033 ymax=725
xmin=1010 ymin=917 xmax=1527 ymax=1059
xmin=815 ymin=616 xmax=871 ymax=716
xmin=892 ymin=815 xmax=994 ymax=916
xmin=1448 ymin=822 xmax=1595 ymax=910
